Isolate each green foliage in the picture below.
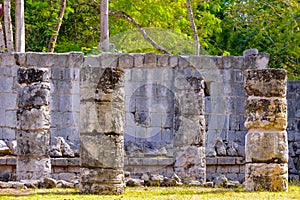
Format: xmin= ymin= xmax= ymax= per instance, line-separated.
xmin=23 ymin=0 xmax=300 ymax=79
xmin=216 ymin=0 xmax=300 ymax=79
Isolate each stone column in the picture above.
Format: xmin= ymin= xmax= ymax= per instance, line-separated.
xmin=244 ymin=69 xmax=288 ymax=191
xmin=80 ymin=64 xmax=125 ymax=194
xmin=16 ymin=67 xmax=51 ymax=180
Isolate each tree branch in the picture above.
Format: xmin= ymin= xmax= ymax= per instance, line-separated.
xmin=186 ymin=0 xmax=200 ymax=56
xmin=48 ymin=0 xmax=66 ymax=52
xmin=110 ymin=10 xmax=171 ymax=54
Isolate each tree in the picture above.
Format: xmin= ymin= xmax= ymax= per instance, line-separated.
xmin=48 ymin=0 xmax=67 ymax=52
xmin=4 ymin=0 xmax=14 ymax=51
xmin=217 ymin=0 xmax=300 ymax=79
xmin=0 ymin=4 xmax=5 ymax=51
xmin=186 ymin=0 xmax=200 ymax=55
xmin=15 ymin=0 xmax=25 ymax=52
xmin=100 ymin=0 xmax=109 ymax=51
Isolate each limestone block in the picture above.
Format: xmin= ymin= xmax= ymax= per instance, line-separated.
xmin=68 ymin=52 xmax=84 ymax=69
xmin=80 ymin=134 xmax=124 ymax=169
xmin=80 ymin=168 xmax=125 ymax=194
xmin=119 ymin=54 xmax=134 ymax=69
xmin=244 ymin=69 xmax=287 ymax=97
xmin=16 ymin=130 xmax=50 ymax=156
xmin=243 ymin=48 xmax=259 ymax=56
xmin=144 ymin=53 xmax=157 ymax=68
xmin=245 ymin=98 xmax=287 ymax=130
xmin=245 ymin=131 xmax=288 ymax=163
xmin=174 ymin=146 xmax=206 ymax=183
xmin=17 ymin=156 xmax=51 ymax=181
xmin=132 ymin=54 xmax=144 ymax=67
xmin=17 ymin=68 xmax=50 ymax=85
xmin=157 ymin=54 xmax=169 ymax=68
xmin=17 ymin=107 xmax=50 ymax=131
xmin=100 ymin=53 xmax=119 ymax=68
xmin=18 ymin=83 xmax=50 ymax=108
xmin=245 ymin=163 xmax=288 ymax=191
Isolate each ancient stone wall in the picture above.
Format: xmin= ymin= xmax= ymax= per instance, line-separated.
xmin=287 ymin=81 xmax=300 ymax=181
xmin=0 ymin=52 xmax=83 ymax=181
xmin=0 ymin=52 xmax=299 ymax=184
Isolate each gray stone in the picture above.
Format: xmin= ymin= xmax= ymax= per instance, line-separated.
xmin=43 ymin=177 xmax=57 ymax=188
xmin=213 ymin=175 xmax=228 ymax=187
xmin=174 ymin=146 xmax=206 ymax=183
xmin=17 ymin=107 xmax=50 ymax=131
xmin=243 ymin=49 xmax=259 ymax=56
xmin=141 ymin=173 xmax=149 ymax=181
xmin=215 ymin=137 xmax=226 ymax=156
xmin=0 ymin=140 xmax=11 ymax=154
xmin=17 ymin=67 xmax=50 ymax=85
xmin=7 ymin=140 xmax=17 ymax=155
xmin=245 ymin=163 xmax=288 ymax=192
xmin=18 ymin=83 xmax=50 ymax=108
xmin=57 ymin=180 xmax=75 ymax=188
xmin=16 ymin=131 xmax=50 ymax=156
xmin=50 ymin=137 xmax=75 ymax=157
xmin=126 ymin=178 xmax=144 ymax=186
xmin=80 ymin=168 xmax=125 ymax=194
xmin=245 ymin=131 xmax=288 ymax=163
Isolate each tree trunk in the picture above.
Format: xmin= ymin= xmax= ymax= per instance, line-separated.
xmin=48 ymin=0 xmax=66 ymax=52
xmin=186 ymin=0 xmax=200 ymax=55
xmin=110 ymin=11 xmax=171 ymax=54
xmin=4 ymin=0 xmax=14 ymax=52
xmin=0 ymin=21 xmax=5 ymax=51
xmin=100 ymin=0 xmax=109 ymax=51
xmin=15 ymin=0 xmax=25 ymax=52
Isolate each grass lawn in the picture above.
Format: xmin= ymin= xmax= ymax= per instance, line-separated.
xmin=0 ymin=182 xmax=299 ymax=200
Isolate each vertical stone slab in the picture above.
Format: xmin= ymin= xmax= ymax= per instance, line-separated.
xmin=173 ymin=61 xmax=207 ymax=184
xmin=16 ymin=67 xmax=51 ymax=180
xmin=244 ymin=69 xmax=288 ymax=191
xmin=80 ymin=55 xmax=125 ymax=194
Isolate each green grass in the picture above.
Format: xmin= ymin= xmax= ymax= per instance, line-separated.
xmin=0 ymin=183 xmax=299 ymax=200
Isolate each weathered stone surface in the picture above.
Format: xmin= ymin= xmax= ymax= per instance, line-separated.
xmin=245 ymin=163 xmax=288 ymax=191
xmin=50 ymin=137 xmax=74 ymax=157
xmin=213 ymin=175 xmax=228 ymax=187
xmin=16 ymin=130 xmax=50 ymax=156
xmin=43 ymin=177 xmax=57 ymax=188
xmin=0 ymin=140 xmax=12 ymax=155
xmin=17 ymin=107 xmax=50 ymax=131
xmin=215 ymin=137 xmax=226 ymax=156
xmin=174 ymin=146 xmax=206 ymax=183
xmin=80 ymin=134 xmax=124 ymax=169
xmin=245 ymin=131 xmax=288 ymax=163
xmin=7 ymin=140 xmax=17 ymax=155
xmin=18 ymin=83 xmax=50 ymax=108
xmin=245 ymin=98 xmax=287 ymax=130
xmin=244 ymin=69 xmax=287 ymax=97
xmin=17 ymin=156 xmax=51 ymax=181
xmin=243 ymin=48 xmax=259 ymax=56
xmin=80 ymin=168 xmax=125 ymax=194
xmin=17 ymin=68 xmax=50 ymax=85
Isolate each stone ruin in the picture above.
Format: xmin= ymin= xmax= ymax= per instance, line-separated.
xmin=0 ymin=51 xmax=298 ymax=194
xmin=244 ymin=69 xmax=288 ymax=191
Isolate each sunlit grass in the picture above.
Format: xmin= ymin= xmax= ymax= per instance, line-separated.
xmin=0 ymin=182 xmax=299 ymax=200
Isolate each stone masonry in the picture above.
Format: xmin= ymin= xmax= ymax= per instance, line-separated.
xmin=80 ymin=56 xmax=125 ymax=194
xmin=16 ymin=67 xmax=51 ymax=180
xmin=0 ymin=52 xmax=299 ymax=186
xmin=244 ymin=69 xmax=288 ymax=191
